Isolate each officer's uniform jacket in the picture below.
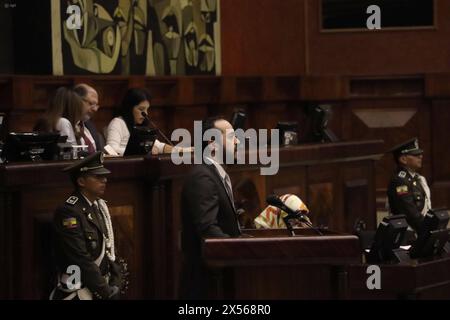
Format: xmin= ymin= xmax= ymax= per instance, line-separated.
xmin=387 ymin=166 xmax=432 ymax=232
xmin=51 ymin=190 xmax=121 ymax=300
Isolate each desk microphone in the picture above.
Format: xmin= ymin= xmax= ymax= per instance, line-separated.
xmin=141 ymin=112 xmax=174 ymax=146
xmin=266 ymin=194 xmax=322 ymax=236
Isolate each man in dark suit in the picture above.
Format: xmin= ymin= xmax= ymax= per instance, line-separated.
xmin=180 ymin=117 xmax=241 ymax=299
xmin=387 ymin=138 xmax=431 ymax=233
xmin=51 ymin=152 xmax=124 ymax=300
xmin=73 ymin=84 xmax=105 ymax=152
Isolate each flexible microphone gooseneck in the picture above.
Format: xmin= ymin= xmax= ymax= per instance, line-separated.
xmin=141 ymin=112 xmax=174 ymax=147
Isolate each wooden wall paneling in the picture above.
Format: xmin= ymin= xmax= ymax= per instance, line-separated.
xmin=426 ymin=73 xmax=450 ymax=98
xmin=19 ymin=186 xmax=71 ymax=299
xmin=300 ymin=75 xmax=349 ymax=101
xmin=219 ymin=77 xmax=237 ymax=104
xmin=175 ymin=77 xmax=194 ymax=106
xmin=428 ymin=100 xmax=450 ymax=183
xmin=308 ymin=0 xmax=450 ymax=76
xmin=193 ymin=77 xmax=221 ymax=105
xmin=104 ymin=181 xmax=145 ymax=300
xmin=235 ymin=77 xmax=262 ymax=103
xmin=342 ymin=162 xmax=376 ymax=231
xmin=166 ymin=178 xmax=185 ymax=299
xmin=346 ymin=98 xmax=429 ymax=191
xmin=148 ymin=183 xmax=167 ymax=298
xmin=220 ymin=0 xmax=306 ymax=76
xmin=261 ymin=76 xmax=300 ymax=102
xmin=265 ymin=166 xmax=307 ymax=205
xmin=127 ymin=76 xmax=146 ymax=89
xmin=274 ymin=76 xmax=301 ymax=101
xmin=350 ymin=77 xmax=424 ymax=99
xmin=32 ymin=211 xmax=55 ymax=299
xmin=144 ymin=78 xmax=178 ymax=107
xmin=230 ymin=167 xmax=269 ymax=221
xmin=246 ymin=102 xmax=291 ymax=132
xmin=306 ymin=163 xmax=340 ymax=231
xmin=90 ymin=78 xmax=129 ymax=107
xmin=246 ymin=102 xmax=266 ymax=131
xmin=171 ymin=105 xmax=209 ymax=137
xmin=430 ymin=99 xmax=450 ymax=207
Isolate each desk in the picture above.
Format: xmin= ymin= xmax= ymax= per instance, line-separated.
xmin=0 ymin=140 xmax=383 ymax=299
xmin=347 ymin=255 xmax=450 ymax=299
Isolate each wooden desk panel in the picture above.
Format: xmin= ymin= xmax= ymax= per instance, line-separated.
xmin=347 ymin=256 xmax=450 ymax=300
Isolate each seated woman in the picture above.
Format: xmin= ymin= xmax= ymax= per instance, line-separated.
xmin=34 ymin=87 xmax=84 ymax=146
xmin=105 ymin=88 xmax=173 ymax=156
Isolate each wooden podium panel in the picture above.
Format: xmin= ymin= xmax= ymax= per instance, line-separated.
xmin=202 ymin=229 xmax=362 ymax=300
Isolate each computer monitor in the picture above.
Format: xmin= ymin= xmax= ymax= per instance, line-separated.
xmin=276 ymin=122 xmax=298 ymax=146
xmin=366 ymin=215 xmax=409 ymax=264
xmin=231 ymin=110 xmax=247 ymax=131
xmin=419 ymin=208 xmax=449 ymax=234
xmin=409 ymin=208 xmax=449 ymax=259
xmin=124 ymin=126 xmax=157 ymax=156
xmin=309 ymin=104 xmax=339 ymax=143
xmin=2 ymin=132 xmax=61 ymax=162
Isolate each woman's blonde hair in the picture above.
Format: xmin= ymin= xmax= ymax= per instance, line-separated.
xmin=35 ymin=87 xmax=84 ymax=143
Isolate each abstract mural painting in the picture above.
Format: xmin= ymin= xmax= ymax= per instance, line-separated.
xmin=51 ymin=0 xmax=221 ymax=75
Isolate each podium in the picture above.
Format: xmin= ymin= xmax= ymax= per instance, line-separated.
xmin=202 ymin=229 xmax=361 ymax=299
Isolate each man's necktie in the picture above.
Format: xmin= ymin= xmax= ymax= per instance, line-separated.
xmin=80 ymin=122 xmax=95 ymax=154
xmin=223 ymin=174 xmax=236 ymax=211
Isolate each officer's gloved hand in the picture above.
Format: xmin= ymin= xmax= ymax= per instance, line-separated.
xmin=108 ymin=285 xmax=120 ymax=300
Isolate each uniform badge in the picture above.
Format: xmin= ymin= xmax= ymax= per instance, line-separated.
xmin=66 ymin=196 xmax=79 ymax=205
xmin=398 ymin=171 xmax=407 ymax=179
xmin=62 ymin=217 xmax=78 ymax=229
xmin=396 ymin=185 xmax=409 ymax=195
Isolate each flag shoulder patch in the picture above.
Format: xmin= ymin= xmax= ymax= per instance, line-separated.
xmin=396 ymin=185 xmax=409 ymax=195
xmin=62 ymin=217 xmax=78 ymax=229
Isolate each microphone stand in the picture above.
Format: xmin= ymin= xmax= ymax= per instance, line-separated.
xmin=283 ymin=215 xmax=297 ymax=237
xmin=283 ymin=212 xmax=323 ymax=237
xmin=142 ymin=112 xmax=174 ymax=147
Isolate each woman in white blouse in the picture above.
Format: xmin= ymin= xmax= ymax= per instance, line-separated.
xmin=106 ymin=88 xmax=172 ymax=156
xmin=34 ymin=87 xmax=84 ymax=145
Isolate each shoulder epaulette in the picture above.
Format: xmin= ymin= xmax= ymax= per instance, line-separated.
xmin=66 ymin=196 xmax=79 ymax=205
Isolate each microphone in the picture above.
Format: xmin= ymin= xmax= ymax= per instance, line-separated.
xmin=266 ymin=195 xmax=309 ymax=221
xmin=266 ymin=194 xmax=322 ymax=236
xmin=141 ymin=112 xmax=174 ymax=147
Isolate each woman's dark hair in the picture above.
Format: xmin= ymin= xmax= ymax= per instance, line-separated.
xmin=115 ymin=88 xmax=152 ymax=133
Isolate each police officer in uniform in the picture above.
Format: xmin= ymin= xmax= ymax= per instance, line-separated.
xmin=387 ymin=138 xmax=432 ymax=233
xmin=50 ymin=152 xmax=123 ymax=300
